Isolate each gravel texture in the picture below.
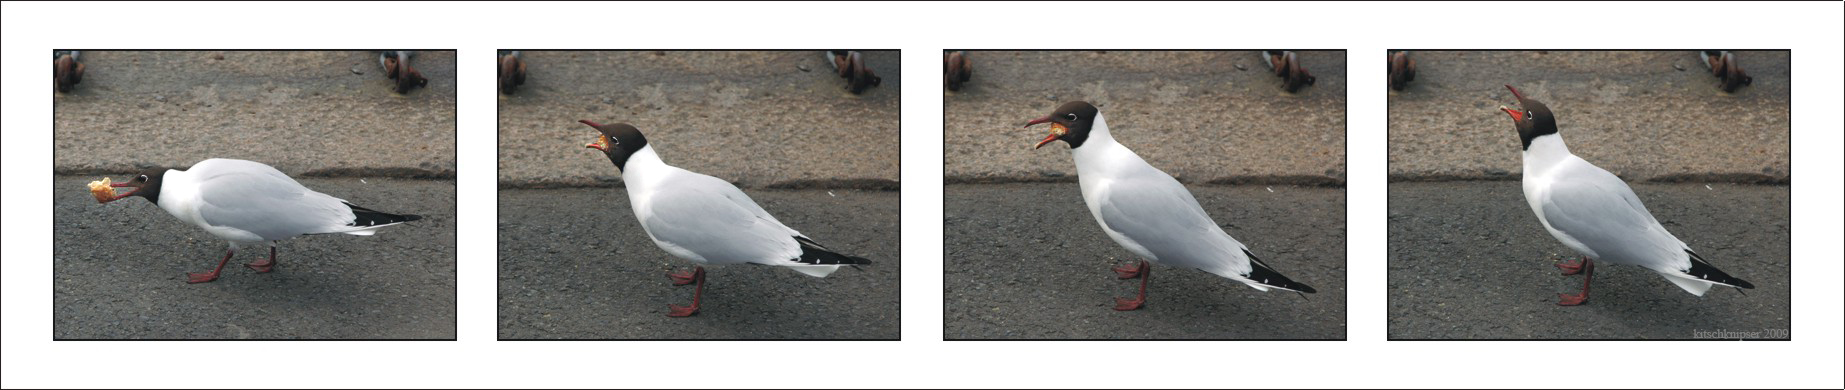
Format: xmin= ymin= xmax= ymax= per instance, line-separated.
xmin=944 ymin=50 xmax=1347 ymax=185
xmin=53 ymin=51 xmax=458 ymax=178
xmin=1387 ymin=51 xmax=1788 ymax=182
xmin=496 ymin=51 xmax=900 ymax=188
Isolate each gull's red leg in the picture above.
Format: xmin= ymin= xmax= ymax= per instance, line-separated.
xmin=667 ymin=267 xmax=699 ymax=286
xmin=1558 ymin=258 xmax=1594 ymax=306
xmin=187 ymin=249 xmax=235 ymax=284
xmin=668 ymin=266 xmax=705 ymax=317
xmin=1556 ymin=256 xmax=1588 ymax=275
xmin=1114 ymin=261 xmax=1149 ymax=311
xmin=245 ymin=244 xmax=277 ymax=273
xmin=1112 ymin=260 xmax=1146 ymax=279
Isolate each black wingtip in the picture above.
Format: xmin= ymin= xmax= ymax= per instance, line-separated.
xmin=344 ymin=202 xmax=421 ymax=227
xmin=1244 ymin=249 xmax=1317 ymax=294
xmin=793 ymin=236 xmax=872 ymax=266
xmin=1686 ymin=250 xmax=1754 ymax=289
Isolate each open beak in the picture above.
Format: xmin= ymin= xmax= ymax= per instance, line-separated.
xmin=1501 ymin=85 xmax=1526 ymax=121
xmin=1024 ymin=116 xmax=1065 ymax=149
xmin=580 ymin=120 xmax=611 ymax=151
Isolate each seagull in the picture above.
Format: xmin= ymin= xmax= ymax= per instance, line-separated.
xmin=825 ymin=50 xmax=881 ymax=95
xmin=499 ymin=50 xmax=526 ymax=95
xmin=1500 ymin=84 xmax=1753 ymax=305
xmin=580 ymin=120 xmax=872 ymax=317
xmin=1699 ymin=51 xmax=1753 ymax=93
xmin=54 ymin=50 xmax=85 ymax=93
xmin=944 ymin=50 xmax=972 ymax=92
xmin=1025 ymin=101 xmax=1316 ymax=311
xmin=379 ymin=51 xmax=428 ymax=94
xmin=1260 ymin=50 xmax=1316 ymax=93
xmin=92 ymin=158 xmax=422 ymax=283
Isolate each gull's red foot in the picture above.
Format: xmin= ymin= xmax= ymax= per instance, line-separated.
xmin=667 ymin=270 xmax=698 ymax=286
xmin=1113 ymin=297 xmax=1145 ymax=311
xmin=245 ymin=258 xmax=275 ymax=273
xmin=186 ymin=271 xmax=221 ymax=284
xmin=1556 ymin=257 xmax=1588 ymax=275
xmin=667 ymin=304 xmax=700 ymax=317
xmin=1557 ymin=292 xmax=1588 ymax=306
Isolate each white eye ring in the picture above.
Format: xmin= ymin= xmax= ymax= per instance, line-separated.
xmin=1063 ymin=113 xmax=1077 ymax=121
xmin=139 ymin=175 xmax=149 ymax=181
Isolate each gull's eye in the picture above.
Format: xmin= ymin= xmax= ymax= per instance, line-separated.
xmin=138 ymin=175 xmax=148 ymax=181
xmin=1063 ymin=113 xmax=1078 ymax=121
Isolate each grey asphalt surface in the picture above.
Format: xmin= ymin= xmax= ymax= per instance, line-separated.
xmin=1387 ymin=182 xmax=1789 ymax=340
xmin=497 ymin=51 xmax=900 ymax=188
xmin=1388 ymin=51 xmax=1788 ymax=182
xmin=944 ymin=184 xmax=1345 ymax=340
xmin=497 ymin=188 xmax=899 ymax=339
xmin=53 ymin=51 xmax=457 ymax=177
xmin=945 ymin=51 xmax=1346 ymax=185
xmin=53 ymin=176 xmax=457 ymax=339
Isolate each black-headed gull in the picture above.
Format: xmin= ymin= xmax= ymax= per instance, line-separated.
xmin=91 ymin=158 xmax=422 ymax=283
xmin=1501 ymin=84 xmax=1754 ymax=305
xmin=379 ymin=51 xmax=428 ymax=94
xmin=581 ymin=120 xmax=872 ymax=317
xmin=1026 ymin=101 xmax=1316 ymax=311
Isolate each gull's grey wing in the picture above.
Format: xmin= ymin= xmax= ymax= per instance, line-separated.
xmin=638 ymin=174 xmax=801 ymax=265
xmin=1093 ymin=174 xmax=1248 ymax=275
xmin=192 ymin=159 xmax=354 ymax=241
xmin=1539 ymin=164 xmax=1687 ymax=269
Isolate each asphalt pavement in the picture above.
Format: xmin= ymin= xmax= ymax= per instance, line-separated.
xmin=496 ymin=51 xmax=900 ymax=188
xmin=944 ymin=50 xmax=1347 ymax=185
xmin=1387 ymin=182 xmax=1789 ymax=340
xmin=53 ymin=51 xmax=458 ymax=178
xmin=497 ymin=187 xmax=899 ymax=339
xmin=53 ymin=176 xmax=457 ymax=339
xmin=943 ymin=183 xmax=1345 ymax=340
xmin=1388 ymin=51 xmax=1788 ymax=182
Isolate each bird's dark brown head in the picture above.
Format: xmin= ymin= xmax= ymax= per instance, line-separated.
xmin=1025 ymin=101 xmax=1101 ymax=150
xmin=95 ymin=169 xmax=167 ymax=205
xmin=1500 ymin=84 xmax=1559 ymax=150
xmin=581 ymin=120 xmax=650 ymax=171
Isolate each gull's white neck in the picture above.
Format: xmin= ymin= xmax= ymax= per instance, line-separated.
xmin=620 ymin=145 xmax=672 ymax=189
xmin=1069 ymin=113 xmax=1140 ymax=178
xmin=1521 ymin=133 xmax=1573 ymax=177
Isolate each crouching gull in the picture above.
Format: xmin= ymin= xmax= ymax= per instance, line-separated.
xmin=91 ymin=158 xmax=421 ymax=283
xmin=580 ymin=120 xmax=871 ymax=317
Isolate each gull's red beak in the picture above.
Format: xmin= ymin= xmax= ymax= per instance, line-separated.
xmin=1501 ymin=85 xmax=1526 ymax=121
xmin=1025 ymin=115 xmax=1064 ymax=149
xmin=580 ymin=120 xmax=611 ymax=151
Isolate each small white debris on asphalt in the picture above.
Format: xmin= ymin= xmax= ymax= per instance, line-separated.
xmin=828 ymin=191 xmax=836 ymax=197
xmin=1266 ymin=187 xmax=1274 ymax=192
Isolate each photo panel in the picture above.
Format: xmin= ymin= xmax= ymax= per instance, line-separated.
xmin=52 ymin=50 xmax=458 ymax=340
xmin=1385 ymin=50 xmax=1790 ymax=340
xmin=495 ymin=50 xmax=901 ymax=340
xmin=941 ymin=50 xmax=1348 ymax=340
